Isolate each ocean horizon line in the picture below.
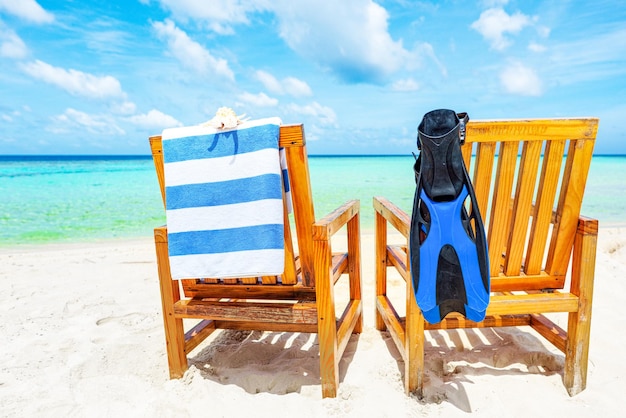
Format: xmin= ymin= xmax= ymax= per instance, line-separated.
xmin=1 ymin=153 xmax=626 ymax=160
xmin=0 ymin=154 xmax=414 ymax=161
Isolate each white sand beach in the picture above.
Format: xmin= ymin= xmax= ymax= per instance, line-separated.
xmin=1 ymin=228 xmax=625 ymax=417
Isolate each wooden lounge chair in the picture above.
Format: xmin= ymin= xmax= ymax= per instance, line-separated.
xmin=149 ymin=124 xmax=363 ymax=398
xmin=374 ymin=117 xmax=599 ymax=397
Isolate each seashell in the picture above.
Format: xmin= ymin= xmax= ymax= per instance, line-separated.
xmin=201 ymin=107 xmax=248 ymax=129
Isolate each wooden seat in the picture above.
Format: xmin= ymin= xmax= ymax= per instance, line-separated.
xmin=374 ymin=118 xmax=599 ymax=397
xmin=150 ymin=124 xmax=363 ymax=398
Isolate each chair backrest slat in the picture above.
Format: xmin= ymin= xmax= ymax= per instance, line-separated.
xmin=282 ymin=186 xmax=298 ymax=285
xmin=545 ymin=137 xmax=595 ymax=276
xmin=283 ymin=138 xmax=316 ymax=287
xmin=504 ymin=140 xmax=542 ymax=276
xmin=524 ymin=139 xmax=566 ymax=275
xmin=463 ymin=118 xmax=598 ymax=290
xmin=149 ymin=136 xmax=166 ymax=208
xmin=472 ymin=142 xmax=496 ymax=221
xmin=486 ymin=140 xmax=519 ymax=276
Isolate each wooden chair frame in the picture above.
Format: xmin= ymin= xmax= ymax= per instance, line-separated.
xmin=150 ymin=124 xmax=363 ymax=398
xmin=374 ymin=118 xmax=599 ymax=397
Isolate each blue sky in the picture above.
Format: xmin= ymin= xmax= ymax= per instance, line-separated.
xmin=1 ymin=0 xmax=624 ymax=155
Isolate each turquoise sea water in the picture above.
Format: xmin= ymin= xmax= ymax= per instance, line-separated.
xmin=1 ymin=155 xmax=625 ymax=247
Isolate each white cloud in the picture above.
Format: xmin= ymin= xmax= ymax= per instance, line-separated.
xmin=480 ymin=0 xmax=509 ymax=7
xmin=110 ymin=101 xmax=137 ymax=115
xmin=536 ymin=25 xmax=551 ymax=38
xmin=152 ymin=19 xmax=234 ymax=80
xmin=283 ymin=77 xmax=313 ymax=97
xmin=151 ymin=0 xmax=261 ymax=34
xmin=1 ymin=107 xmax=28 ymax=125
xmin=255 ymin=70 xmax=283 ymax=94
xmin=50 ymin=108 xmax=125 ymax=135
xmin=151 ymin=0 xmax=428 ymax=84
xmin=271 ymin=0 xmax=414 ymax=83
xmin=391 ymin=78 xmax=419 ymax=92
xmin=287 ymin=101 xmax=337 ymax=126
xmin=127 ymin=109 xmax=182 ymax=129
xmin=500 ymin=62 xmax=542 ymax=96
xmin=21 ymin=60 xmax=126 ymax=99
xmin=237 ymin=91 xmax=278 ymax=107
xmin=471 ymin=8 xmax=532 ymax=51
xmin=0 ymin=0 xmax=54 ymax=24
xmin=0 ymin=27 xmax=28 ymax=59
xmin=255 ymin=70 xmax=312 ymax=97
xmin=528 ymin=42 xmax=546 ymax=53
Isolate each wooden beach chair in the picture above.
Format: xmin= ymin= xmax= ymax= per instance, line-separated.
xmin=374 ymin=117 xmax=599 ymax=397
xmin=149 ymin=124 xmax=363 ymax=398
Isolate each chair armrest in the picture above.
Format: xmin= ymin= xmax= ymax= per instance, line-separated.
xmin=154 ymin=225 xmax=168 ymax=243
xmin=373 ymin=196 xmax=410 ymax=238
xmin=577 ymin=215 xmax=599 ymax=236
xmin=313 ymin=199 xmax=360 ymax=240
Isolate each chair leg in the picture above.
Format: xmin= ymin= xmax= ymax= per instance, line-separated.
xmin=405 ymin=280 xmax=425 ymax=396
xmin=160 ymin=279 xmax=187 ymax=378
xmin=315 ymin=238 xmax=339 ymax=398
xmin=348 ymin=214 xmax=364 ymax=333
xmin=155 ymin=229 xmax=187 ymax=378
xmin=375 ymin=211 xmax=388 ymax=331
xmin=564 ymin=219 xmax=598 ymax=396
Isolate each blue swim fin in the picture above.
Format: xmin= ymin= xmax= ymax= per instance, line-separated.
xmin=409 ymin=109 xmax=490 ymax=324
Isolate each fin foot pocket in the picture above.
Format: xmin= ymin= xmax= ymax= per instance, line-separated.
xmin=436 ymin=244 xmax=467 ymax=321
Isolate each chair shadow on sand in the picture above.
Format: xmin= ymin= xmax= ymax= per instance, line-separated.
xmin=381 ymin=326 xmax=565 ymax=412
xmin=188 ymin=329 xmax=360 ymax=395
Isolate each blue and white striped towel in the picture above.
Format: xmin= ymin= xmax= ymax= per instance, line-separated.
xmin=162 ymin=117 xmax=285 ymax=279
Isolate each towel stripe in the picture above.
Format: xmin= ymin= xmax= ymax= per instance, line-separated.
xmin=162 ymin=120 xmax=281 ymax=163
xmin=165 ymin=174 xmax=282 ymax=210
xmin=168 ymin=249 xmax=285 ymax=279
xmin=166 ymin=199 xmax=284 ymax=233
xmin=164 ymin=148 xmax=280 ymax=187
xmin=167 ymin=224 xmax=284 ymax=256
